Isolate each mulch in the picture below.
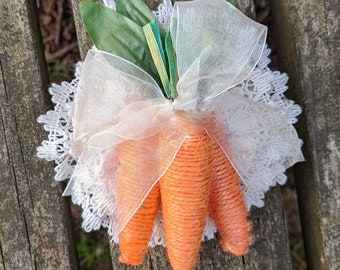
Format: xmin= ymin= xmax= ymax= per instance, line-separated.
xmin=38 ymin=0 xmax=80 ymax=83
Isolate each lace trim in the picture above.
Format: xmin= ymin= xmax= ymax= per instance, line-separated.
xmin=37 ymin=63 xmax=81 ymax=181
xmin=153 ymin=0 xmax=173 ymax=30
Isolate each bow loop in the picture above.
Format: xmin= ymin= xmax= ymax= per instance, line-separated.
xmin=71 ymin=49 xmax=164 ymax=155
xmin=171 ymin=0 xmax=267 ymax=109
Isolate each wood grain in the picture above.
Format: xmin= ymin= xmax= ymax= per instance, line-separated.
xmin=0 ymin=0 xmax=79 ymax=269
xmin=271 ymin=0 xmax=340 ymax=269
xmin=70 ymin=0 xmax=102 ymax=59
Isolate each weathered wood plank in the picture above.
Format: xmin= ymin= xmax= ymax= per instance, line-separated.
xmin=70 ymin=0 xmax=102 ymax=59
xmin=271 ymin=0 xmax=340 ymax=269
xmin=70 ymin=0 xmax=292 ymax=269
xmin=0 ymin=0 xmax=79 ymax=269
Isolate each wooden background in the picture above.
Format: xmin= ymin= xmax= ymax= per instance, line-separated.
xmin=0 ymin=0 xmax=338 ymax=269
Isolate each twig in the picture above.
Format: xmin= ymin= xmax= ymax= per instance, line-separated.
xmin=46 ymin=41 xmax=78 ymax=60
xmin=54 ymin=0 xmax=65 ymax=45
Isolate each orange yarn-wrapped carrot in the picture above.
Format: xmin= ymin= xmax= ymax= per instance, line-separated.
xmin=209 ymin=139 xmax=252 ymax=256
xmin=117 ymin=138 xmax=161 ymax=265
xmin=159 ymin=112 xmax=213 ymax=270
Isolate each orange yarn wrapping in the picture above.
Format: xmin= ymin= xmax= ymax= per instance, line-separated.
xmin=117 ymin=139 xmax=161 ymax=266
xmin=116 ymin=112 xmax=251 ymax=268
xmin=209 ymin=139 xmax=252 ymax=256
xmin=159 ymin=112 xmax=213 ymax=270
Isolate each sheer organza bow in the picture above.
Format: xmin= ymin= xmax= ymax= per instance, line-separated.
xmin=64 ymin=0 xmax=304 ymax=237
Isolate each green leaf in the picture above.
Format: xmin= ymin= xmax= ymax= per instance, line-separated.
xmin=150 ymin=21 xmax=166 ymax=64
xmin=116 ymin=0 xmax=166 ymax=39
xmin=80 ymin=1 xmax=160 ymax=85
xmin=165 ymin=32 xmax=178 ymax=99
xmin=144 ymin=21 xmax=171 ymax=98
xmin=226 ymin=0 xmax=237 ymax=7
xmin=116 ymin=0 xmax=154 ymax=26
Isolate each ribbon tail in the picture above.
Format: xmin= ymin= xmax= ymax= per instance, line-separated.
xmin=113 ymin=129 xmax=186 ymax=238
xmin=204 ymin=91 xmax=304 ymax=208
xmin=65 ymin=47 xmax=182 ymax=236
xmin=67 ymin=102 xmax=188 ymax=238
xmin=62 ymin=179 xmax=74 ymax=196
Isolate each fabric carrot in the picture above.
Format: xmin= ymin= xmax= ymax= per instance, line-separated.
xmin=209 ymin=139 xmax=252 ymax=256
xmin=159 ymin=111 xmax=213 ymax=270
xmin=117 ymin=138 xmax=161 ymax=265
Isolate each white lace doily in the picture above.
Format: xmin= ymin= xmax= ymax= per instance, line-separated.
xmin=37 ymin=0 xmax=302 ymax=247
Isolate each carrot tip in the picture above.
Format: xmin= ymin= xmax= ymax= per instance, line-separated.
xmin=119 ymin=254 xmax=143 ymax=266
xmin=219 ymin=238 xmax=250 ymax=256
xmin=220 ymin=243 xmax=249 ymax=256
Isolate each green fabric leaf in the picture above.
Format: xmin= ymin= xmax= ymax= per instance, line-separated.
xmin=226 ymin=0 xmax=237 ymax=7
xmin=116 ymin=0 xmax=154 ymax=27
xmin=116 ymin=0 xmax=166 ymax=38
xmin=150 ymin=21 xmax=166 ymax=64
xmin=144 ymin=21 xmax=171 ymax=98
xmin=165 ymin=32 xmax=178 ymax=99
xmin=80 ymin=1 xmax=160 ymax=85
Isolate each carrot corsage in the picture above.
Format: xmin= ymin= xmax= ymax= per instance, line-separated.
xmin=37 ymin=0 xmax=304 ymax=269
